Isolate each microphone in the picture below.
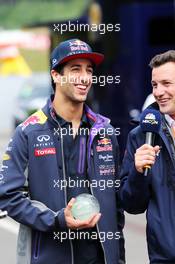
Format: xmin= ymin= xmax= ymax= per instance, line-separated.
xmin=140 ymin=109 xmax=161 ymax=176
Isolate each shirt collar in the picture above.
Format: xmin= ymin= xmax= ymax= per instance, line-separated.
xmin=51 ymin=103 xmax=89 ymax=128
xmin=54 ymin=110 xmax=68 ymax=127
xmin=164 ymin=114 xmax=175 ymax=127
xmin=80 ymin=109 xmax=89 ymax=127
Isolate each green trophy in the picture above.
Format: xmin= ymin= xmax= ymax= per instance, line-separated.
xmin=71 ymin=193 xmax=100 ymax=221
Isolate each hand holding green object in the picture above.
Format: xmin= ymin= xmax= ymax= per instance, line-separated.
xmin=71 ymin=193 xmax=100 ymax=221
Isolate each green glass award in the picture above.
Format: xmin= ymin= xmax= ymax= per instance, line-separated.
xmin=71 ymin=193 xmax=100 ymax=221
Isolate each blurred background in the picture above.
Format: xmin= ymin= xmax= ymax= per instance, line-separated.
xmin=0 ymin=0 xmax=174 ymax=263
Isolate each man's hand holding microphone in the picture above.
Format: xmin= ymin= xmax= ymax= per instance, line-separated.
xmin=134 ymin=109 xmax=161 ymax=176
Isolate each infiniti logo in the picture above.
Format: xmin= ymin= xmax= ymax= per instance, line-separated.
xmin=37 ymin=135 xmax=50 ymax=142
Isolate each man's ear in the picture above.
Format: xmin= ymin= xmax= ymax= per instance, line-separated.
xmin=51 ymin=70 xmax=61 ymax=83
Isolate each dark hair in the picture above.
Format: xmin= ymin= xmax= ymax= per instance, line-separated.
xmin=149 ymin=50 xmax=175 ymax=68
xmin=51 ymin=63 xmax=66 ymax=92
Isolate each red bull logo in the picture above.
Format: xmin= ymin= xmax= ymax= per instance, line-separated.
xmin=70 ymin=40 xmax=86 ymax=47
xmin=98 ymin=138 xmax=111 ymax=146
xmin=20 ymin=110 xmax=47 ymax=130
xmin=69 ymin=40 xmax=89 ymax=52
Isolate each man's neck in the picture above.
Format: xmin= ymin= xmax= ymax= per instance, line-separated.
xmin=52 ymin=93 xmax=84 ymax=124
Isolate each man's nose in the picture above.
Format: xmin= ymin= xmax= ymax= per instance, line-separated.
xmin=153 ymin=84 xmax=165 ymax=97
xmin=80 ymin=70 xmax=91 ymax=84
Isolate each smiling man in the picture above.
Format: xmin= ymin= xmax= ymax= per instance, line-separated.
xmin=119 ymin=50 xmax=175 ymax=264
xmin=0 ymin=39 xmax=125 ymax=264
xmin=152 ymin=60 xmax=175 ymax=115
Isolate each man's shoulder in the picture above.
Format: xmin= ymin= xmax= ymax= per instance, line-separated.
xmin=129 ymin=125 xmax=142 ymax=136
xmin=17 ymin=109 xmax=49 ymax=134
xmin=127 ymin=125 xmax=145 ymax=147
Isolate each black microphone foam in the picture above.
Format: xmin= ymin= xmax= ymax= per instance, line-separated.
xmin=140 ymin=109 xmax=161 ymax=134
xmin=140 ymin=109 xmax=161 ymax=176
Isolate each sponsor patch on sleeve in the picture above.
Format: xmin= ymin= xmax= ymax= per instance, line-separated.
xmin=20 ymin=110 xmax=47 ymax=130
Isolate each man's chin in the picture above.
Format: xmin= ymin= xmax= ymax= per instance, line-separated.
xmin=72 ymin=96 xmax=87 ymax=104
xmin=159 ymin=106 xmax=172 ymax=115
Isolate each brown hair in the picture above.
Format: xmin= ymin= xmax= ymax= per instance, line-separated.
xmin=149 ymin=50 xmax=175 ymax=68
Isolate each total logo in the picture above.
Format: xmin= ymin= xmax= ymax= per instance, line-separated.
xmin=35 ymin=148 xmax=56 ymax=157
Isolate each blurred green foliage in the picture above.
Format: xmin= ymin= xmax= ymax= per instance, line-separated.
xmin=0 ymin=0 xmax=91 ymax=29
